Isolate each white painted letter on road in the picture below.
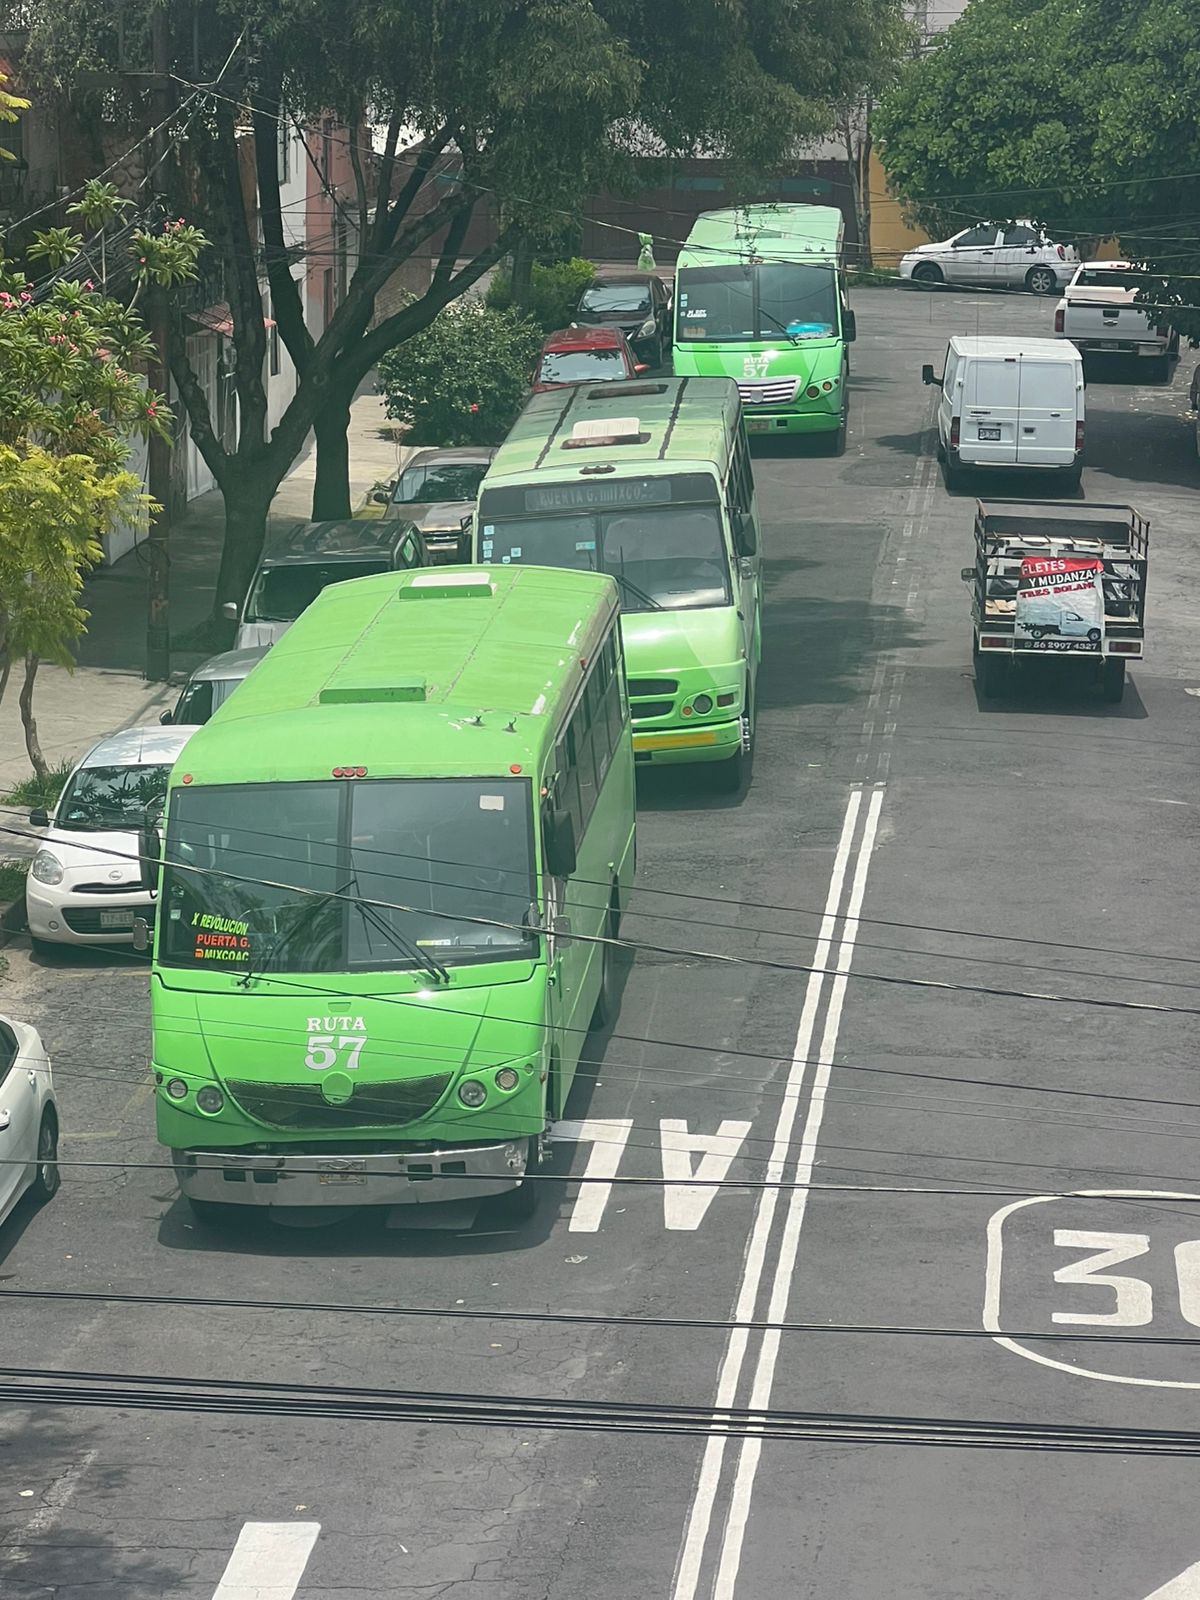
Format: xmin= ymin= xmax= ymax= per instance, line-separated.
xmin=660 ymin=1119 xmax=752 ymax=1230
xmin=556 ymin=1118 xmax=633 ymax=1232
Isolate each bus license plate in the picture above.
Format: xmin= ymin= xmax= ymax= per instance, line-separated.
xmin=978 ymin=426 xmax=1001 ymax=441
xmin=318 ymin=1160 xmax=367 ymax=1185
xmin=100 ymin=909 xmax=135 ymax=929
xmin=746 ymin=418 xmax=771 ymax=433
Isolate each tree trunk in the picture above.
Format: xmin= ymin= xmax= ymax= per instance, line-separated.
xmin=310 ymin=384 xmax=356 ymax=521
xmin=19 ymin=654 xmax=48 ymax=783
xmin=510 ymin=234 xmax=533 ymax=311
xmin=858 ymin=101 xmax=874 ymax=272
xmin=213 ymin=479 xmax=277 ymax=622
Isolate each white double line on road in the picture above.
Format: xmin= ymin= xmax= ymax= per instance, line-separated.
xmin=670 ymin=784 xmax=885 ymax=1600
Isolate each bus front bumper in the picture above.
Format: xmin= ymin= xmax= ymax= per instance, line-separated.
xmin=743 ymin=406 xmax=841 ymax=437
xmin=172 ymin=1140 xmax=529 ymax=1208
xmin=632 ymin=717 xmax=742 ymax=766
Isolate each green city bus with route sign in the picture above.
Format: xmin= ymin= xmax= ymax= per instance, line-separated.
xmin=142 ymin=565 xmax=636 ymax=1222
xmin=671 ymin=205 xmax=855 ymax=452
xmin=474 ymin=375 xmax=762 ymax=791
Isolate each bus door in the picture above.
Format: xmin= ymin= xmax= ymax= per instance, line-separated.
xmin=543 ymin=749 xmax=590 ymax=1115
xmin=728 ymin=430 xmax=763 ymax=679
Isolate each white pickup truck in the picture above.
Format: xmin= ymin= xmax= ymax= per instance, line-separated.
xmin=1054 ymin=261 xmax=1179 ymax=380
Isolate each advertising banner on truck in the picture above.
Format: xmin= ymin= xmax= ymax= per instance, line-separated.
xmin=1014 ymin=557 xmax=1105 ymax=653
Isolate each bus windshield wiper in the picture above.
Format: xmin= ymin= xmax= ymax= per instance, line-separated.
xmin=755 ymin=305 xmax=799 ymax=347
xmin=353 ymin=893 xmax=450 ymax=985
xmin=611 ymin=570 xmax=665 ymax=612
xmin=239 ymin=877 xmax=355 ymax=988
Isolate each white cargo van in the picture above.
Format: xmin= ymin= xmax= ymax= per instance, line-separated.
xmin=922 ymin=336 xmax=1085 ymax=489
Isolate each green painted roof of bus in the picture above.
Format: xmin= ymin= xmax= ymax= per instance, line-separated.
xmin=485 ymin=375 xmax=741 ymax=484
xmin=169 ymin=565 xmax=619 ymax=783
xmin=676 ymin=205 xmax=844 ymax=270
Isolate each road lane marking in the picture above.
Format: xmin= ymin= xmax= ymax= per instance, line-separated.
xmin=2 ymin=1448 xmax=98 ymax=1563
xmin=212 ymin=1521 xmax=320 ymax=1599
xmin=984 ymin=1190 xmax=1200 ymax=1389
xmin=712 ymin=786 xmax=885 ymax=1600
xmin=660 ymin=1120 xmax=753 ymax=1231
xmin=1146 ymin=1560 xmax=1200 ymax=1598
xmin=670 ymin=788 xmax=867 ymax=1600
xmin=557 ymin=1118 xmax=634 ymax=1232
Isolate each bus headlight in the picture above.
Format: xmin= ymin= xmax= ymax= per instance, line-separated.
xmin=691 ymin=694 xmax=713 ymax=715
xmin=165 ymin=1078 xmax=188 ymax=1100
xmin=459 ymin=1080 xmax=487 ymax=1107
xmin=197 ymin=1086 xmax=224 ymax=1114
xmin=495 ymin=1067 xmax=520 ymax=1092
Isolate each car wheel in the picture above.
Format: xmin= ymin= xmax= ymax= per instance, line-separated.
xmin=29 ymin=1112 xmax=60 ymax=1202
xmin=29 ymin=934 xmax=57 ymax=959
xmin=1026 ymin=266 xmax=1058 ymax=295
xmin=1061 ymin=464 xmax=1083 ymax=491
xmin=912 ymin=262 xmax=944 ymax=288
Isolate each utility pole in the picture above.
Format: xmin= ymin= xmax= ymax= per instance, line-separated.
xmin=144 ymin=6 xmax=174 ymax=682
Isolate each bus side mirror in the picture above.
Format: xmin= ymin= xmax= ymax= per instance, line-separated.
xmin=545 ymin=809 xmax=577 ymax=879
xmin=138 ymin=824 xmax=161 ymax=893
xmin=843 ymin=309 xmax=857 ymax=343
xmin=733 ymin=513 xmax=756 ymax=556
xmin=922 ymin=364 xmax=941 ymax=387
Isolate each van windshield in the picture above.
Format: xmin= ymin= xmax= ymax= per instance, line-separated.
xmin=246 ymin=560 xmax=389 ymax=623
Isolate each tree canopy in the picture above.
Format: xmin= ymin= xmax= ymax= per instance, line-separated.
xmin=21 ymin=0 xmax=911 ymax=620
xmin=875 ymin=0 xmax=1200 ymax=337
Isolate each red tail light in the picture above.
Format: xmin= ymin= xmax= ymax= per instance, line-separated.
xmin=1155 ymin=323 xmax=1168 ymax=338
xmin=1056 ymin=244 xmax=1065 ymax=260
xmin=1075 ymin=421 xmax=1085 ymax=452
xmin=1054 ymin=307 xmax=1064 ymax=334
xmin=950 ymin=417 xmax=960 ymax=448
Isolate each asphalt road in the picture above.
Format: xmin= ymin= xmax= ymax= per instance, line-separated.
xmin=3 ymin=285 xmax=1200 ymax=1600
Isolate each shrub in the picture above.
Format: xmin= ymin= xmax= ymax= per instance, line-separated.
xmin=377 ymin=299 xmax=543 ymax=447
xmin=0 ymin=858 xmax=28 ymax=905
xmin=3 ymin=760 xmax=72 ymax=809
xmin=485 ymin=257 xmax=596 ymax=332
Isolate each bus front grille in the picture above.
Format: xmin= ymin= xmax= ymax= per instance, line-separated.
xmin=225 ymin=1074 xmax=453 ymax=1130
xmin=631 ymin=700 xmax=674 ymax=721
xmin=628 ymin=677 xmax=678 ymax=698
xmin=737 ymin=378 xmax=800 ymax=406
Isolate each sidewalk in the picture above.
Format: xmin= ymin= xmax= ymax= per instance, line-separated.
xmin=0 ymin=391 xmax=411 ymax=811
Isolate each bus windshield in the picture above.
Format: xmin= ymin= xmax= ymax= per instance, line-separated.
xmin=160 ymin=778 xmax=538 ymax=972
xmin=483 ymin=504 xmax=730 ymax=612
xmin=677 ymin=262 xmax=839 ymax=343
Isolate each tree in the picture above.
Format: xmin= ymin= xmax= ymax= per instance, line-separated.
xmin=875 ymin=0 xmax=1200 ymax=336
xmin=0 ymin=164 xmax=204 ymax=775
xmin=23 ymin=0 xmax=912 ymax=622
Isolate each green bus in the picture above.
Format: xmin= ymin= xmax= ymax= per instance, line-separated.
xmin=672 ymin=205 xmax=855 ymax=452
xmin=475 ymin=376 xmax=762 ymax=791
xmin=144 ymin=565 xmax=636 ymax=1221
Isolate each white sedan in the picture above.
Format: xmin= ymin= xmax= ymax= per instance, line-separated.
xmin=900 ymin=222 xmax=1078 ymax=295
xmin=0 ymin=1016 xmax=59 ymax=1227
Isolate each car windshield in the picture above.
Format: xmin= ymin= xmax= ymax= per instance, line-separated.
xmin=56 ymin=763 xmax=174 ymax=832
xmin=676 ymin=263 xmax=838 ymax=343
xmin=1076 ymin=269 xmax=1161 ymax=290
xmin=482 ymin=504 xmax=730 ymax=612
xmin=246 ymin=560 xmax=388 ymax=623
xmin=579 ymin=285 xmax=651 ymax=314
xmin=391 ymin=461 xmax=490 ymax=504
xmin=538 ymin=348 xmax=629 ymax=384
xmin=159 ymin=778 xmax=538 ymax=973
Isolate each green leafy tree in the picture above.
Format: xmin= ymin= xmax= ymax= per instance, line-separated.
xmin=378 ymin=299 xmax=542 ymax=447
xmin=0 ymin=156 xmax=205 ymax=775
xmin=22 ymin=0 xmax=911 ymax=622
xmin=486 ymin=258 xmax=596 ymax=334
xmin=875 ymin=0 xmax=1200 ymax=335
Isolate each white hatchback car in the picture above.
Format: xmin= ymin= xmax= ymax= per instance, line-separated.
xmin=25 ymin=725 xmax=198 ymax=950
xmin=0 ymin=1015 xmax=59 ymax=1227
xmin=900 ymin=222 xmax=1079 ymax=295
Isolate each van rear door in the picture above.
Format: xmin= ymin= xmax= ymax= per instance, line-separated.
xmin=960 ymin=356 xmax=1020 ymax=466
xmin=1015 ymin=356 xmax=1079 ymax=467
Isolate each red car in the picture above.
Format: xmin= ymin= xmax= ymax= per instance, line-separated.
xmin=531 ymin=325 xmax=647 ymax=392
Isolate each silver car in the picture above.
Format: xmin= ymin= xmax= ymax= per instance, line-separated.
xmin=900 ymin=222 xmax=1078 ymax=295
xmin=161 ymin=646 xmax=269 ymax=726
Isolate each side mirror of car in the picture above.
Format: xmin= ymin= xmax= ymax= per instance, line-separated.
xmin=220 ymin=601 xmax=239 ymax=622
xmin=922 ymin=364 xmax=941 ymax=387
xmin=544 ymin=808 xmax=577 ymax=879
xmin=843 ymin=310 xmax=857 ymax=343
xmin=28 ymin=807 xmax=49 ymax=828
xmin=159 ymin=709 xmax=173 ymax=725
xmin=960 ymin=567 xmax=976 ymax=582
xmin=372 ymin=489 xmax=390 ymax=504
xmin=634 ymin=363 xmax=649 ymax=375
xmin=138 ymin=824 xmax=161 ymax=893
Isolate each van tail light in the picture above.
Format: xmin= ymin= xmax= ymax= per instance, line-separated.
xmin=1155 ymin=323 xmax=1168 ymax=338
xmin=1054 ymin=307 xmax=1065 ymax=334
xmin=1075 ymin=421 xmax=1085 ymax=452
xmin=950 ymin=417 xmax=960 ymax=448
xmin=1056 ymin=244 xmax=1065 ymax=260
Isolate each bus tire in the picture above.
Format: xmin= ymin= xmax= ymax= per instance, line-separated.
xmin=1101 ymin=658 xmax=1127 ymax=703
xmin=712 ymin=702 xmax=753 ymax=795
xmin=823 ymin=409 xmax=848 ymax=457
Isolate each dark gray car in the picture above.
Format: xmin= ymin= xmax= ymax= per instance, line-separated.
xmin=573 ymin=272 xmax=672 ymax=366
xmin=375 ymin=447 xmax=496 ymax=561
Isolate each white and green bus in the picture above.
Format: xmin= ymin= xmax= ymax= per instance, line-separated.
xmin=672 ymin=204 xmax=855 ymax=452
xmin=475 ymin=376 xmax=762 ymax=791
